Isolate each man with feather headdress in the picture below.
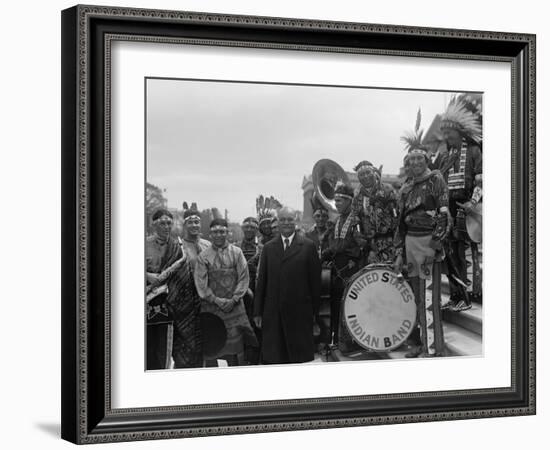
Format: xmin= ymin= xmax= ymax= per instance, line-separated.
xmin=393 ymin=111 xmax=451 ymax=358
xmin=256 ymin=195 xmax=282 ymax=245
xmin=236 ymin=216 xmax=264 ymax=364
xmin=351 ymin=160 xmax=399 ymax=265
xmin=181 ymin=202 xmax=211 ymax=272
xmin=438 ymin=96 xmax=483 ymax=312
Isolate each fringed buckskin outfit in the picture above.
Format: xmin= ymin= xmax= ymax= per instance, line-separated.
xmin=395 ymin=170 xmax=449 ymax=356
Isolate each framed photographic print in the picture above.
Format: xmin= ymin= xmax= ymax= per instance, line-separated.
xmin=61 ymin=4 xmax=536 ymax=444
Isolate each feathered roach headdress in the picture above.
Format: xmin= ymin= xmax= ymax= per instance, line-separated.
xmin=182 ymin=201 xmax=200 ymax=222
xmin=255 ymin=195 xmax=282 ymax=225
xmin=353 ymin=160 xmax=383 ymax=176
xmin=401 ymin=108 xmax=427 ymax=155
xmin=440 ymin=96 xmax=482 ymax=144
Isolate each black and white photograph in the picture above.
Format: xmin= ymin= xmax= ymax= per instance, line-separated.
xmin=54 ymin=2 xmax=538 ymax=446
xmin=145 ymin=78 xmax=483 ymax=370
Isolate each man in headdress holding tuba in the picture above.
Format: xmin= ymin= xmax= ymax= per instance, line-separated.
xmin=321 ymin=182 xmax=367 ymax=352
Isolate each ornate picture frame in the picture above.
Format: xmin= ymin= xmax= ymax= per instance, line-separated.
xmin=61 ymin=5 xmax=535 ymax=444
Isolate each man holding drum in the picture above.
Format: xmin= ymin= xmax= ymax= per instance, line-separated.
xmin=394 ymin=131 xmax=451 ymax=358
xmin=194 ymin=218 xmax=258 ymax=366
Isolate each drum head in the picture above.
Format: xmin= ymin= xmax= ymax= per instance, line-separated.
xmin=466 ymin=202 xmax=483 ymax=244
xmin=200 ymin=312 xmax=227 ymax=358
xmin=343 ymin=267 xmax=416 ymax=351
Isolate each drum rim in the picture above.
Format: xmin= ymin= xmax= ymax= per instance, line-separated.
xmin=342 ymin=264 xmax=416 ymax=352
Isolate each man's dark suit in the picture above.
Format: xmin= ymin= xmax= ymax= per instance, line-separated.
xmin=254 ymin=234 xmax=321 ymax=364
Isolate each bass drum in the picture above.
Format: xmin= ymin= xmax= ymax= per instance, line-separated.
xmin=199 ymin=312 xmax=227 ymax=359
xmin=342 ymin=265 xmax=416 ymax=352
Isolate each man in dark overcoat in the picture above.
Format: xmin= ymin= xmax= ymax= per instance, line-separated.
xmin=253 ymin=207 xmax=322 ymax=364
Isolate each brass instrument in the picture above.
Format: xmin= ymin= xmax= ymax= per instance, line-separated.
xmin=311 ymin=159 xmax=350 ymax=217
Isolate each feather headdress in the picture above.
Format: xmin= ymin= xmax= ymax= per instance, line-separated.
xmin=182 ymin=201 xmax=201 ymax=221
xmin=401 ymin=108 xmax=427 ymax=153
xmin=440 ymin=97 xmax=482 ymax=144
xmin=353 ymin=160 xmax=383 ymax=176
xmin=256 ymin=195 xmax=282 ymax=224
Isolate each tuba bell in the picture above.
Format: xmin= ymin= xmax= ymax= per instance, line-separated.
xmin=312 ymin=159 xmax=350 ymax=214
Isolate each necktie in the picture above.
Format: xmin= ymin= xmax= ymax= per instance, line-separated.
xmin=284 ymin=238 xmax=290 ymax=252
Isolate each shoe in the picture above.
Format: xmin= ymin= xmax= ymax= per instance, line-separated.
xmin=405 ymin=346 xmax=423 ymax=358
xmin=451 ymin=300 xmax=472 ymax=312
xmin=441 ymin=301 xmax=455 ymax=310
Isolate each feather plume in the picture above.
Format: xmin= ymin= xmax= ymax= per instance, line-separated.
xmin=414 ymin=108 xmax=422 ymax=133
xmin=256 ymin=194 xmax=283 ymax=222
xmin=401 ymin=107 xmax=426 ymax=152
xmin=441 ymin=99 xmax=482 ymax=144
xmin=400 ymin=129 xmax=424 ymax=151
xmin=182 ymin=201 xmax=188 ymax=211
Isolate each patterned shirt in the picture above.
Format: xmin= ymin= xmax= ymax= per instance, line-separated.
xmin=441 ymin=140 xmax=482 ymax=202
xmin=352 ymin=182 xmax=399 ymax=239
xmin=394 ymin=169 xmax=449 ymax=250
xmin=194 ymin=243 xmax=249 ymax=303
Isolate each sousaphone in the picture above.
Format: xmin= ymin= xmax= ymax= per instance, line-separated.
xmin=312 ymin=159 xmax=350 ymax=216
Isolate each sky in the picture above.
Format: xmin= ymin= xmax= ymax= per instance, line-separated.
xmin=146 ymin=78 xmax=453 ymax=222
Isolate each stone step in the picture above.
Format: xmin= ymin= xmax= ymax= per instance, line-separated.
xmin=326 ymin=347 xmax=381 ymax=363
xmin=442 ymin=302 xmax=482 ymax=336
xmin=443 ymin=321 xmax=482 ymax=357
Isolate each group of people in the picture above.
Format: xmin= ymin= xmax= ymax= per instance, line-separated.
xmin=146 ymin=96 xmax=483 ymax=369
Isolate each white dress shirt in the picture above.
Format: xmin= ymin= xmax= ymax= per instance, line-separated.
xmin=281 ymin=232 xmax=296 ymax=250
